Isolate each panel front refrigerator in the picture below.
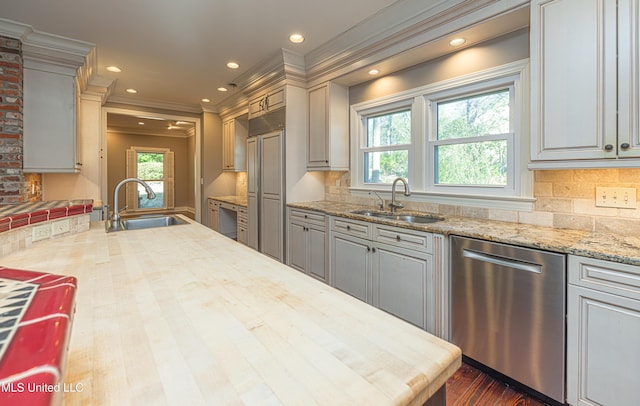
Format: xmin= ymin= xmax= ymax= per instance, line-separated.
xmin=247 ymin=130 xmax=284 ymax=262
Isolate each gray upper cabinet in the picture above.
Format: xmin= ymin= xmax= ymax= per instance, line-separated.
xmin=530 ymin=0 xmax=640 ymax=168
xmin=307 ymin=82 xmax=349 ymax=170
xmin=23 ymin=65 xmax=80 ymax=173
xmin=222 ymin=116 xmax=247 ymax=171
xmin=21 ymin=32 xmax=91 ymax=173
xmin=248 ymin=86 xmax=285 ymax=119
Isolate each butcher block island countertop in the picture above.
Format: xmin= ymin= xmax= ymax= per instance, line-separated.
xmin=0 ymin=217 xmax=460 ymax=406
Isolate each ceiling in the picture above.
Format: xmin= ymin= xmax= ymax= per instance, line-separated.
xmin=1 ymin=0 xmax=401 ymax=112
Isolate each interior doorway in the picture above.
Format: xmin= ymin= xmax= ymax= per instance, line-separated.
xmin=102 ymin=107 xmax=202 ymax=221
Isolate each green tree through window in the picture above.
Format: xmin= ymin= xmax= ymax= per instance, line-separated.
xmin=137 ymin=152 xmax=164 ymax=208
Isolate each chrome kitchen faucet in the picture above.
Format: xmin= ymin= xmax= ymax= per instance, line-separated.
xmin=109 ymin=178 xmax=156 ymax=225
xmin=389 ymin=177 xmax=410 ymax=213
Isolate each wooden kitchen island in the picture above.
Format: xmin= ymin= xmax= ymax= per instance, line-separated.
xmin=0 ymin=217 xmax=460 ymax=405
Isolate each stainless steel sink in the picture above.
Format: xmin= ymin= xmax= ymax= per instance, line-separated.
xmin=106 ymin=214 xmax=187 ymax=232
xmin=350 ymin=210 xmax=443 ymax=224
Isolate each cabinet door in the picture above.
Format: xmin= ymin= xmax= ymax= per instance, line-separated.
xmin=23 ymin=68 xmax=78 ymax=172
xmin=288 ymin=221 xmax=307 ymax=272
xmin=618 ymin=0 xmax=640 ymax=158
xmin=222 ymin=120 xmax=234 ymax=170
xmin=331 ymin=233 xmax=371 ymax=303
xmin=247 ymin=137 xmax=258 ymax=195
xmin=237 ymin=225 xmax=248 ymax=245
xmin=265 ymin=87 xmax=285 ymax=112
xmin=374 ymin=245 xmax=432 ymax=330
xmin=249 ymin=95 xmax=265 ymax=118
xmin=567 ymin=285 xmax=640 ymax=406
xmin=261 ymin=196 xmax=282 ymax=262
xmin=530 ymin=0 xmax=617 ymax=161
xmin=208 ymin=202 xmax=219 ymax=231
xmin=308 ymin=85 xmax=329 ymax=167
xmin=247 ymin=195 xmax=258 ymax=251
xmin=307 ymin=226 xmax=327 ymax=282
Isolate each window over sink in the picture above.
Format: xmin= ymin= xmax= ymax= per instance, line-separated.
xmin=350 ymin=60 xmax=532 ymax=208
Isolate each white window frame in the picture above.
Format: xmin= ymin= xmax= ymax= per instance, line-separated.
xmin=351 ymin=98 xmax=419 ymax=191
xmin=350 ymin=60 xmax=532 ymax=210
xmin=426 ymin=81 xmax=517 ymax=196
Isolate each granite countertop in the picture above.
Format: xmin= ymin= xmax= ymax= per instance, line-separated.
xmin=288 ymin=201 xmax=640 ymax=267
xmin=0 ymin=219 xmax=460 ymax=405
xmin=208 ymin=195 xmax=247 ymax=208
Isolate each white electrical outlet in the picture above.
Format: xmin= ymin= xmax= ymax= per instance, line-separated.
xmin=52 ymin=219 xmax=71 ymax=236
xmin=595 ymin=187 xmax=638 ymax=209
xmin=32 ymin=224 xmax=52 ymax=242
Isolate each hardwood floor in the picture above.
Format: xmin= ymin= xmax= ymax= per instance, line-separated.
xmin=446 ymin=363 xmax=548 ymax=406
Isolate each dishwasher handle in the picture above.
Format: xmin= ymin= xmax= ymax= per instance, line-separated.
xmin=462 ymin=249 xmax=542 ymax=274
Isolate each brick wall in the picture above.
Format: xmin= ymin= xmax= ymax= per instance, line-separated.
xmin=0 ymin=35 xmax=31 ymax=204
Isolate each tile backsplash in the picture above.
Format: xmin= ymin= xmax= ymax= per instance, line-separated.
xmin=324 ymin=169 xmax=640 ymax=235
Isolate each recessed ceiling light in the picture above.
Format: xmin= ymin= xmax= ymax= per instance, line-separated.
xmin=201 ymin=98 xmax=211 ymax=103
xmin=368 ymin=69 xmax=380 ymax=75
xmin=107 ymin=66 xmax=122 ymax=73
xmin=226 ymin=62 xmax=239 ymax=69
xmin=449 ymin=37 xmax=466 ymax=47
xmin=175 ymin=121 xmax=189 ymax=125
xmin=289 ymin=33 xmax=305 ymax=44
xmin=126 ymin=88 xmax=138 ymax=94
xmin=217 ymin=87 xmax=228 ymax=92
xmin=137 ymin=121 xmax=144 ymax=125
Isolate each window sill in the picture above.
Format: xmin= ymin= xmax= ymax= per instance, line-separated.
xmin=349 ymin=187 xmax=535 ymax=212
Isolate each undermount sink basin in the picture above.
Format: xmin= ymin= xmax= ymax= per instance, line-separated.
xmin=106 ymin=214 xmax=187 ymax=232
xmin=350 ymin=210 xmax=444 ymax=224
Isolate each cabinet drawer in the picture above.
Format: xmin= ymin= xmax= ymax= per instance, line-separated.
xmin=237 ymin=214 xmax=248 ymax=225
xmin=218 ymin=201 xmax=237 ymax=211
xmin=374 ymin=225 xmax=432 ymax=254
xmin=237 ymin=206 xmax=247 ymax=215
xmin=290 ymin=209 xmax=325 ymax=227
xmin=569 ymin=256 xmax=640 ymax=301
xmin=331 ymin=217 xmax=371 ymax=239
xmin=208 ymin=199 xmax=220 ymax=209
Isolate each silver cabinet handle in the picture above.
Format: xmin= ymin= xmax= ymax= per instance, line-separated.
xmin=462 ymin=249 xmax=542 ymax=274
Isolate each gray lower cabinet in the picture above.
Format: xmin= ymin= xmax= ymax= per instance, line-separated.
xmin=237 ymin=206 xmax=248 ymax=246
xmin=567 ymin=255 xmax=640 ymax=406
xmin=374 ymin=243 xmax=432 ymax=330
xmin=329 ymin=216 xmax=439 ymax=334
xmin=287 ymin=209 xmax=328 ymax=283
xmin=208 ymin=199 xmax=220 ymax=231
xmin=332 ymin=231 xmax=371 ymax=302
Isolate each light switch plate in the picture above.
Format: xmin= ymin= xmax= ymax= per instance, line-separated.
xmin=595 ymin=187 xmax=637 ymax=209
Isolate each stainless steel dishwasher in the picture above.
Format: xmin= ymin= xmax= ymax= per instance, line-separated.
xmin=450 ymin=236 xmax=566 ymax=404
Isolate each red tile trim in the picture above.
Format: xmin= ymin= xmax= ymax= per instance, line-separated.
xmin=0 ymin=268 xmax=77 ymax=406
xmin=0 ymin=200 xmax=94 ymax=233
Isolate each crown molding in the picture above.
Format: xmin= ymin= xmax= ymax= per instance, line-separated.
xmin=228 ymin=48 xmax=305 ymax=99
xmin=107 ymin=126 xmax=192 ymax=139
xmin=304 ymin=0 xmax=529 ymax=86
xmin=107 ymin=94 xmax=203 ymax=114
xmin=0 ymin=18 xmax=116 ymax=104
xmin=77 ymin=48 xmax=115 ymax=104
xmin=0 ymin=18 xmax=93 ymax=70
